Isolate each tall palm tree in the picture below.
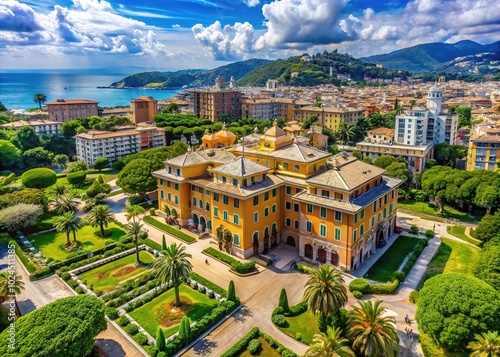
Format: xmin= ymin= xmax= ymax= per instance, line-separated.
xmin=33 ymin=93 xmax=47 ymax=110
xmin=54 ymin=211 xmax=82 ymax=246
xmin=467 ymin=331 xmax=500 ymax=357
xmin=86 ymin=205 xmax=115 ymax=236
xmin=303 ymin=265 xmax=348 ymax=328
xmin=125 ymin=220 xmax=148 ymax=266
xmin=305 ymin=326 xmax=355 ymax=357
xmin=336 ymin=122 xmax=356 ymax=143
xmin=125 ymin=203 xmax=145 ymax=223
xmin=51 ymin=190 xmax=79 ymax=214
xmin=0 ymin=272 xmax=25 ymax=316
xmin=153 ymin=243 xmax=192 ymax=307
xmin=347 ymin=300 xmax=399 ymax=357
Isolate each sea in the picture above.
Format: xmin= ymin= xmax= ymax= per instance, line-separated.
xmin=0 ymin=70 xmax=182 ymax=111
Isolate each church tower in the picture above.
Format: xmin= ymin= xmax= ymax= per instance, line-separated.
xmin=426 ymin=84 xmax=442 ymax=116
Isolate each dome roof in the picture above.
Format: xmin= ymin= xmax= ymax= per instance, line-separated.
xmin=264 ymin=121 xmax=286 ymax=137
xmin=215 ymin=123 xmax=236 ymax=138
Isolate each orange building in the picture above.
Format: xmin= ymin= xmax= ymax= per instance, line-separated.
xmin=47 ymin=99 xmax=99 ymax=122
xmin=130 ymin=96 xmax=158 ymax=124
xmin=153 ymin=121 xmax=403 ymax=271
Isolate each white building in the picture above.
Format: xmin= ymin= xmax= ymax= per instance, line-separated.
xmin=394 ymin=86 xmax=458 ymax=146
xmin=0 ymin=120 xmax=61 ymax=135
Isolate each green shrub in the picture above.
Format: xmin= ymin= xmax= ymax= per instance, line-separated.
xmin=231 ymin=261 xmax=256 ymax=274
xmin=9 ymin=240 xmax=37 ymax=273
xmin=105 ymin=308 xmax=118 ymax=319
xmin=295 ymin=332 xmax=302 ymax=341
xmin=178 ymin=316 xmax=191 ymax=346
xmin=247 ymin=339 xmax=261 ymax=355
xmin=419 ymin=332 xmax=446 ymax=357
xmin=272 ymin=306 xmax=284 ymax=316
xmin=117 ymin=316 xmax=130 ymax=327
xmin=278 ymin=288 xmax=290 ymax=313
xmin=348 ymin=278 xmax=371 ymax=294
xmin=30 ymin=266 xmax=52 ymax=281
xmin=425 ymin=229 xmax=435 ymax=238
xmin=370 ymin=279 xmax=400 ymax=294
xmin=227 ymin=280 xmax=237 ymax=302
xmin=189 ymin=272 xmax=227 ymax=297
xmin=66 ymin=171 xmax=87 ymax=186
xmin=289 ymin=301 xmax=307 ymax=315
xmin=143 ymin=216 xmax=195 ymax=243
xmin=67 ymin=279 xmax=79 ymax=289
xmin=392 ymin=271 xmax=406 ymax=281
xmin=149 ymin=207 xmax=156 ymax=216
xmin=148 ymin=346 xmax=159 ymax=357
xmin=295 ymin=263 xmax=315 ymax=274
xmin=21 ymin=168 xmax=56 ymax=189
xmin=410 ymin=225 xmax=419 ymax=235
xmin=124 ymin=323 xmax=139 ymax=336
xmin=133 ymin=333 xmax=148 ymax=346
xmin=74 ymin=286 xmax=84 ymax=294
xmin=272 ymin=314 xmax=288 ymax=327
xmin=156 ymin=327 xmax=166 ymax=351
xmin=281 ymin=349 xmax=297 ymax=357
xmin=220 ymin=327 xmax=260 ymax=357
xmin=352 ymin=290 xmax=364 ymax=299
xmin=409 ymin=290 xmax=420 ymax=304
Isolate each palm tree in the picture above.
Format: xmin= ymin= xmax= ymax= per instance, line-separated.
xmin=303 ymin=265 xmax=348 ymax=328
xmin=125 ymin=219 xmax=148 ymax=266
xmin=51 ymin=184 xmax=68 ymax=197
xmin=305 ymin=326 xmax=355 ymax=357
xmin=33 ymin=93 xmax=47 ymax=110
xmin=347 ymin=300 xmax=399 ymax=357
xmin=51 ymin=190 xmax=79 ymax=214
xmin=153 ymin=243 xmax=192 ymax=307
xmin=125 ymin=203 xmax=145 ymax=223
xmin=467 ymin=331 xmax=500 ymax=357
xmin=336 ymin=122 xmax=356 ymax=143
xmin=54 ymin=211 xmax=82 ymax=246
xmin=0 ymin=272 xmax=25 ymax=316
xmin=86 ymin=205 xmax=115 ymax=237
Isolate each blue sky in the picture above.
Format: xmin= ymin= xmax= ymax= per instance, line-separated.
xmin=0 ymin=0 xmax=498 ymax=70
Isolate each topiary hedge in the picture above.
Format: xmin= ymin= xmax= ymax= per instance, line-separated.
xmin=21 ymin=168 xmax=57 ymax=189
xmin=220 ymin=327 xmax=260 ymax=357
xmin=348 ymin=278 xmax=371 ymax=294
xmin=8 ymin=239 xmax=37 ymax=273
xmin=348 ymin=277 xmax=400 ymax=295
xmin=67 ymin=171 xmax=86 ymax=186
xmin=247 ymin=339 xmax=261 ymax=355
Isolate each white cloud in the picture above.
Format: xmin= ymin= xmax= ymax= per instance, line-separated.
xmin=363 ymin=8 xmax=374 ymax=21
xmin=242 ymin=0 xmax=260 ymax=6
xmin=172 ymin=24 xmax=181 ymax=28
xmin=372 ymin=26 xmax=400 ymax=41
xmin=0 ymin=0 xmax=44 ymax=32
xmin=192 ymin=20 xmax=256 ymax=60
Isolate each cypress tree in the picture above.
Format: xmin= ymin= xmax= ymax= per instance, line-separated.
xmin=227 ymin=280 xmax=236 ymax=302
xmin=97 ymin=175 xmax=104 ymax=184
xmin=162 ymin=234 xmax=167 ymax=250
xmin=156 ymin=327 xmax=165 ymax=351
xmin=178 ymin=316 xmax=191 ymax=346
xmin=279 ymin=288 xmax=290 ymax=313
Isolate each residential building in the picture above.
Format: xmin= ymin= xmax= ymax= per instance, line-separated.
xmin=188 ymin=78 xmax=242 ymax=121
xmin=47 ymin=99 xmax=98 ymax=122
xmin=294 ymin=105 xmax=364 ymax=131
xmin=467 ymin=122 xmax=500 ymax=171
xmin=75 ymin=124 xmax=165 ymax=165
xmin=153 ymin=122 xmax=403 ymax=271
xmin=130 ymin=96 xmax=158 ymax=124
xmin=394 ymin=86 xmax=458 ymax=146
xmin=0 ymin=119 xmax=61 ymax=135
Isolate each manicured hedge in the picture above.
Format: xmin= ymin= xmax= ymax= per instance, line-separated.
xmin=21 ymin=168 xmax=57 ymax=189
xmin=143 ymin=216 xmax=196 ymax=243
xmin=143 ymin=238 xmax=162 ymax=251
xmin=348 ymin=277 xmax=400 ymax=295
xmin=220 ymin=327 xmax=260 ymax=357
xmin=66 ymin=171 xmax=86 ymax=186
xmin=9 ymin=240 xmax=37 ymax=273
xmin=295 ymin=263 xmax=315 ymax=274
xmin=204 ymin=247 xmax=256 ymax=274
xmin=189 ymin=272 xmax=227 ymax=297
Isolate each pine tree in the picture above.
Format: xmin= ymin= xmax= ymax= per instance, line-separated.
xmin=279 ymin=288 xmax=290 ymax=313
xmin=156 ymin=327 xmax=165 ymax=351
xmin=227 ymin=280 xmax=236 ymax=302
xmin=162 ymin=234 xmax=167 ymax=250
xmin=178 ymin=316 xmax=191 ymax=346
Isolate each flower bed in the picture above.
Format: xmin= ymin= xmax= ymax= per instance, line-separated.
xmin=143 ymin=216 xmax=196 ymax=244
xmin=203 ymin=247 xmax=256 ymax=274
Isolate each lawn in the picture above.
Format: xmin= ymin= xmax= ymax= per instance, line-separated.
xmin=129 ymin=284 xmax=219 ymax=337
xmin=365 ymin=235 xmax=420 ymax=282
xmin=239 ymin=337 xmax=281 ymax=357
xmin=279 ymin=310 xmax=320 ymax=345
xmin=398 ymin=200 xmax=484 ymax=223
xmin=21 ymin=212 xmax=57 ymax=235
xmin=78 ymin=250 xmax=154 ymax=292
xmin=469 ymin=228 xmax=477 ymax=239
xmin=32 ymin=222 xmax=126 ymax=261
xmin=446 ymin=226 xmax=481 ymax=246
xmin=47 ymin=168 xmax=119 ymax=195
xmin=424 ymin=238 xmax=480 ymax=281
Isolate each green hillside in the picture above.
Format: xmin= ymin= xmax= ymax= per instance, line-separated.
xmin=237 ymin=51 xmax=411 ymax=86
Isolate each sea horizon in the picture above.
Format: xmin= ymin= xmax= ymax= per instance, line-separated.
xmin=0 ymin=70 xmax=182 ymax=111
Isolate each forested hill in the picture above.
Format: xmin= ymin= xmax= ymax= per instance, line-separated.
xmin=236 ymin=51 xmax=411 ymax=86
xmin=107 ymin=59 xmax=271 ymax=88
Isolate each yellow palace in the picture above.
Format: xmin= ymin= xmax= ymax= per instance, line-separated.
xmin=153 ymin=122 xmax=403 ymax=271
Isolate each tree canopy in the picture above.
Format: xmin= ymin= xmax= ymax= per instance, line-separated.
xmin=473 ymin=242 xmax=500 ymax=291
xmin=373 ymin=155 xmax=397 ymax=169
xmin=117 ymin=159 xmax=157 ymax=195
xmin=0 ymin=140 xmax=20 ymax=169
xmin=476 ymin=212 xmax=500 ymax=243
xmin=0 ymin=203 xmax=44 ymax=232
xmin=416 ymin=273 xmax=500 ymax=351
xmin=0 ymin=295 xmax=106 ymax=357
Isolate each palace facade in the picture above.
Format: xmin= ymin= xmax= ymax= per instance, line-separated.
xmin=153 ymin=122 xmax=403 ymax=271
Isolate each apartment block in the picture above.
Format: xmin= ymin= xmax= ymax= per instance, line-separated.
xmin=0 ymin=119 xmax=61 ymax=135
xmin=294 ymin=105 xmax=364 ymax=131
xmin=47 ymin=99 xmax=99 ymax=122
xmin=467 ymin=122 xmax=500 ymax=171
xmin=130 ymin=96 xmax=158 ymax=124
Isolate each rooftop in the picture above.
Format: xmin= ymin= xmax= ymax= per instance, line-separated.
xmin=75 ymin=129 xmax=139 ymax=140
xmin=211 ymin=156 xmax=270 ymax=177
xmin=47 ymin=99 xmax=98 ymax=105
xmin=190 ymin=174 xmax=284 ymax=198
